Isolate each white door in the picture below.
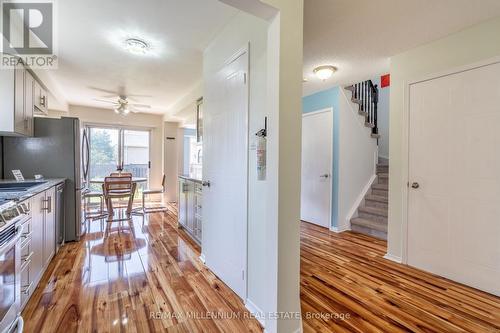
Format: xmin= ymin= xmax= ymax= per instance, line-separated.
xmin=203 ymin=48 xmax=248 ymax=299
xmin=301 ymin=109 xmax=332 ymax=228
xmin=408 ymin=61 xmax=500 ymax=296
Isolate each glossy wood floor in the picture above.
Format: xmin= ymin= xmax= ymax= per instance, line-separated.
xmin=22 ymin=205 xmax=263 ymax=333
xmin=300 ymin=222 xmax=500 ymax=333
xmin=23 ymin=207 xmax=500 ymax=332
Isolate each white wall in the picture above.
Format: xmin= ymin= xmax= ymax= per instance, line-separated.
xmin=164 ymin=82 xmax=203 ymax=127
xmin=204 ymin=1 xmax=304 ymax=331
xmin=338 ymin=89 xmax=378 ymax=231
xmin=203 ymin=8 xmax=271 ymax=326
xmin=388 ymin=17 xmax=500 ymax=260
xmin=49 ymin=105 xmax=164 ymax=186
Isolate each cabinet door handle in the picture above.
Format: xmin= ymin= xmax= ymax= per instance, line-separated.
xmin=42 ymin=198 xmax=49 ymax=211
xmin=21 ymin=251 xmax=34 ymax=265
xmin=47 ymin=196 xmax=52 ymax=213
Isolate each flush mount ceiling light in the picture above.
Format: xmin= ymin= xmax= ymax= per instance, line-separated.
xmin=124 ymin=38 xmax=150 ymax=55
xmin=313 ymin=65 xmax=337 ymax=81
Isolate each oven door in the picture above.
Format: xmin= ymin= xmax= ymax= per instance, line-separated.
xmin=0 ymin=223 xmax=23 ymax=333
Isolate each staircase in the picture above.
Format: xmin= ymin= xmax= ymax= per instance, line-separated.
xmin=350 ymin=163 xmax=389 ymax=240
xmin=345 ymin=80 xmax=380 ymax=139
xmin=344 ymin=80 xmax=388 ymax=240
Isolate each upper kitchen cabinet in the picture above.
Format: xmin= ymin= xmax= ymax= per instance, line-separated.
xmin=34 ymin=79 xmax=49 ymax=115
xmin=0 ymin=65 xmax=35 ymax=136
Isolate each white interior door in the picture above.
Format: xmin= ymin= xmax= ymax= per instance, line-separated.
xmin=301 ymin=109 xmax=332 ymax=228
xmin=203 ymin=48 xmax=248 ymax=299
xmin=408 ymin=61 xmax=500 ymax=296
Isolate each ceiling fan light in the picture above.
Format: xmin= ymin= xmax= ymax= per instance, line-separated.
xmin=313 ymin=65 xmax=337 ymax=81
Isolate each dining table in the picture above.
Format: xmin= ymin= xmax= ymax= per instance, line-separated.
xmin=89 ymin=177 xmax=148 ymax=216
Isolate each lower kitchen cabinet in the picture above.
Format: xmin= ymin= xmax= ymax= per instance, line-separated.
xmin=30 ymin=191 xmax=45 ymax=287
xmin=19 ymin=184 xmax=59 ymax=310
xmin=43 ymin=186 xmax=56 ymax=267
xmin=178 ymin=177 xmax=202 ymax=244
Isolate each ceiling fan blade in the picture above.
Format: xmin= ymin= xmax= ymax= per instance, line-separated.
xmin=129 ymin=103 xmax=151 ymax=108
xmin=128 ymin=94 xmax=152 ymax=99
xmin=93 ymin=98 xmax=119 ymax=105
xmin=88 ymin=86 xmax=120 ymax=95
xmin=101 ymin=94 xmax=119 ymax=99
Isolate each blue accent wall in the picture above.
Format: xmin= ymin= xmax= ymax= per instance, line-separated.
xmin=302 ymin=87 xmax=340 ymax=228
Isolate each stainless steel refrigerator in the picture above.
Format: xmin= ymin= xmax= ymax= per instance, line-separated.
xmin=3 ymin=117 xmax=87 ymax=242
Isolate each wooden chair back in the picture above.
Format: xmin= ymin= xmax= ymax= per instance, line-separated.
xmin=110 ymin=172 xmax=133 ymax=177
xmin=103 ymin=176 xmax=133 ymax=196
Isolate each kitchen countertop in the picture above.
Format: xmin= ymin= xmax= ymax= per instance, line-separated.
xmin=178 ymin=175 xmax=202 ymax=183
xmin=0 ymin=178 xmax=66 ymax=203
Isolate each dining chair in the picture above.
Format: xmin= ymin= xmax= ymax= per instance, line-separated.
xmin=142 ymin=174 xmax=167 ymax=212
xmin=83 ymin=188 xmax=105 ymax=221
xmin=103 ymin=175 xmax=136 ymax=220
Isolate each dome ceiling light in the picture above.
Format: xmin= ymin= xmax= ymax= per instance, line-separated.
xmin=313 ymin=65 xmax=337 ymax=81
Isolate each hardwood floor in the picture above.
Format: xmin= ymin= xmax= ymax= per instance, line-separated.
xmin=23 ymin=207 xmax=500 ymax=332
xmin=300 ymin=222 xmax=500 ymax=333
xmin=22 ymin=205 xmax=262 ymax=333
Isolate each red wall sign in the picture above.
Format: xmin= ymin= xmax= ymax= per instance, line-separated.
xmin=381 ymin=74 xmax=390 ymax=88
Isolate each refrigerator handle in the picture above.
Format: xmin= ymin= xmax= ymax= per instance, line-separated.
xmin=82 ymin=129 xmax=90 ymax=184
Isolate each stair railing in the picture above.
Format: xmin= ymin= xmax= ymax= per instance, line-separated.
xmin=349 ymin=80 xmax=379 ymax=136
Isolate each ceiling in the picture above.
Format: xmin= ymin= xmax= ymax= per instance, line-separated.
xmin=303 ymin=0 xmax=500 ymax=96
xmin=51 ymin=0 xmax=237 ymax=114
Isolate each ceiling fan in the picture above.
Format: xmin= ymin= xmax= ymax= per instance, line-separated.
xmin=93 ymin=95 xmax=151 ymax=115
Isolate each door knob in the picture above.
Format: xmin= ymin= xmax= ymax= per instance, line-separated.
xmin=411 ymin=182 xmax=420 ymax=189
xmin=320 ymin=174 xmax=329 ymax=178
xmin=202 ymin=181 xmax=211 ymax=187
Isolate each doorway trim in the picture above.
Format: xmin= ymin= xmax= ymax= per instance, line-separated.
xmin=301 ymin=107 xmax=333 ymax=229
xmin=400 ymin=55 xmax=500 ymax=264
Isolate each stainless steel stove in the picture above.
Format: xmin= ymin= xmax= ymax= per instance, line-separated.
xmin=0 ymin=200 xmax=27 ymax=333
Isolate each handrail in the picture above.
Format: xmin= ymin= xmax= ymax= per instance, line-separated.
xmin=349 ymin=80 xmax=379 ymax=136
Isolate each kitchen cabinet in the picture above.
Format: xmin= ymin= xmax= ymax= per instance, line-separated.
xmin=20 ymin=185 xmax=57 ymax=310
xmin=34 ymin=80 xmax=49 ymax=115
xmin=30 ymin=191 xmax=45 ymax=287
xmin=178 ymin=177 xmax=202 ymax=244
xmin=24 ymin=70 xmax=35 ymax=136
xmin=178 ymin=178 xmax=189 ymax=228
xmin=0 ymin=65 xmax=35 ymax=136
xmin=43 ymin=186 xmax=56 ymax=266
xmin=20 ymin=216 xmax=33 ymax=309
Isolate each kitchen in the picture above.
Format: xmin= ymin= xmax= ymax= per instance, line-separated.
xmin=0 ymin=0 xmax=306 ymax=330
xmin=0 ymin=1 xmax=242 ymax=331
xmin=0 ymin=54 xmax=209 ymax=333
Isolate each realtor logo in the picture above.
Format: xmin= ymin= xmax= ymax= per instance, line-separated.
xmin=1 ymin=0 xmax=57 ymax=68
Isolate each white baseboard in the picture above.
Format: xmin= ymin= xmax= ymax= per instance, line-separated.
xmin=245 ymin=299 xmax=266 ymax=328
xmin=199 ymin=253 xmax=206 ymax=264
xmin=383 ymin=253 xmax=402 ymax=263
xmin=330 ymin=225 xmax=350 ymax=233
xmin=344 ymin=174 xmax=377 ymax=229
